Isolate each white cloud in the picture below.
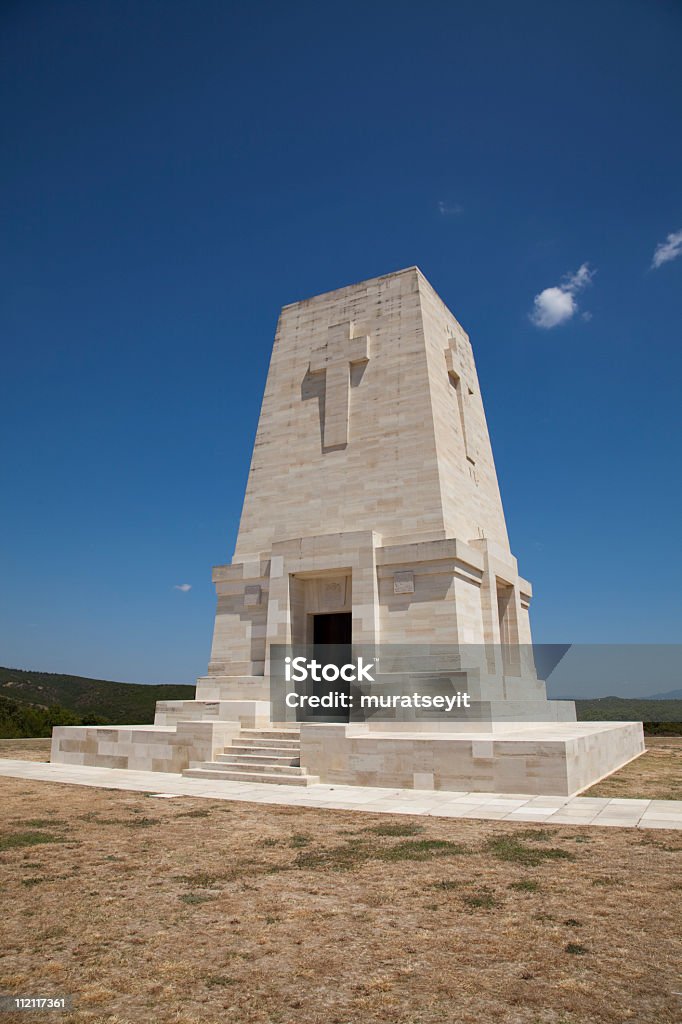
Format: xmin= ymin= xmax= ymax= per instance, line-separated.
xmin=530 ymin=286 xmax=575 ymax=328
xmin=438 ymin=200 xmax=463 ymax=216
xmin=565 ymin=263 xmax=593 ymax=291
xmin=530 ymin=262 xmax=594 ymax=329
xmin=651 ymin=229 xmax=682 ymax=269
xmin=174 ymin=583 xmax=192 ymax=592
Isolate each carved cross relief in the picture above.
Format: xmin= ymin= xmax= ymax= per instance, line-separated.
xmin=445 ymin=343 xmax=476 ymax=466
xmin=310 ymin=320 xmax=370 ymax=449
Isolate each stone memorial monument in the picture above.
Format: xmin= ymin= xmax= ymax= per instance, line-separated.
xmin=51 ymin=267 xmax=644 ymax=794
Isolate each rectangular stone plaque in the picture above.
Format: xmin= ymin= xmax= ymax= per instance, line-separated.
xmin=393 ymin=571 xmax=415 ymax=595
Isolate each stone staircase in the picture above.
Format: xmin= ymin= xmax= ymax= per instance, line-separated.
xmin=182 ymin=727 xmax=319 ymax=786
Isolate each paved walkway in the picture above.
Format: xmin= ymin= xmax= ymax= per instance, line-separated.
xmin=0 ymin=759 xmax=680 ymax=829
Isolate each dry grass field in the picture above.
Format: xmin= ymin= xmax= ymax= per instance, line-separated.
xmin=583 ymin=737 xmax=681 ymax=800
xmin=0 ymin=758 xmax=681 ymax=1024
xmin=0 ymin=739 xmax=53 ymax=763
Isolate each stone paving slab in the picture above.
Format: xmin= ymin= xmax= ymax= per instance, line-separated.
xmin=0 ymin=760 xmax=679 ymax=830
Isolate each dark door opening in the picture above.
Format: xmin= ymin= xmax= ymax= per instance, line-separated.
xmin=313 ymin=612 xmax=352 ymax=645
xmin=309 ymin=612 xmax=352 ymax=722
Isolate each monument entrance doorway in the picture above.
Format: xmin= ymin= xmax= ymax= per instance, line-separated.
xmin=309 ymin=611 xmax=352 ymax=722
xmin=312 ymin=612 xmax=352 ymax=646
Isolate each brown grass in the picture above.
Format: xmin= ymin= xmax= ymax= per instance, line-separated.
xmin=0 ymin=738 xmax=52 ymax=763
xmin=0 ymin=776 xmax=680 ymax=1024
xmin=583 ymin=738 xmax=681 ymax=800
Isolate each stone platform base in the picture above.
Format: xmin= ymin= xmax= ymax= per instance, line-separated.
xmin=51 ymin=716 xmax=645 ymax=797
xmin=299 ymin=721 xmax=646 ymax=796
xmin=50 ymin=720 xmax=242 ymax=773
xmin=50 ymin=698 xmax=273 ymax=774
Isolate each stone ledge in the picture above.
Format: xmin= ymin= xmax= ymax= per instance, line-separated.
xmin=377 ymin=537 xmax=484 ymax=573
xmin=298 ymin=721 xmax=645 ymax=797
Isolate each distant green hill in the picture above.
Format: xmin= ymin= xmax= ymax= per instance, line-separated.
xmin=0 ymin=695 xmax=110 ymax=739
xmin=0 ymin=665 xmax=194 ymax=731
xmin=575 ymin=696 xmax=682 ymax=726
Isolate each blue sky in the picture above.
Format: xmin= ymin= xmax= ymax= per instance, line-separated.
xmin=1 ymin=0 xmax=681 ymax=685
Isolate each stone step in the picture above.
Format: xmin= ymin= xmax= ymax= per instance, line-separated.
xmin=233 ymin=737 xmax=300 ymax=750
xmin=239 ymin=728 xmax=301 ymax=739
xmin=212 ymin=761 xmax=307 ymax=776
xmin=183 ymin=766 xmax=318 ymax=787
xmin=216 ymin=752 xmax=300 ymax=766
xmin=227 ymin=744 xmax=301 ymax=758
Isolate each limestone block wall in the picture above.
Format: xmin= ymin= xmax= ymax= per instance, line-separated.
xmin=565 ymin=722 xmax=645 ymax=793
xmin=195 ymin=676 xmax=270 ymax=701
xmin=418 ymin=272 xmax=510 ymax=550
xmin=377 ymin=565 xmax=457 ymax=644
xmin=451 ymin=573 xmax=486 ymax=645
xmin=208 ymin=560 xmax=270 ymax=676
xmin=232 ymin=269 xmax=447 ymax=561
xmin=299 ymin=722 xmax=644 ymax=796
xmin=376 ymin=538 xmax=485 ymax=645
xmin=50 ymin=721 xmax=241 ymax=773
xmin=154 ymin=699 xmax=271 ymax=728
